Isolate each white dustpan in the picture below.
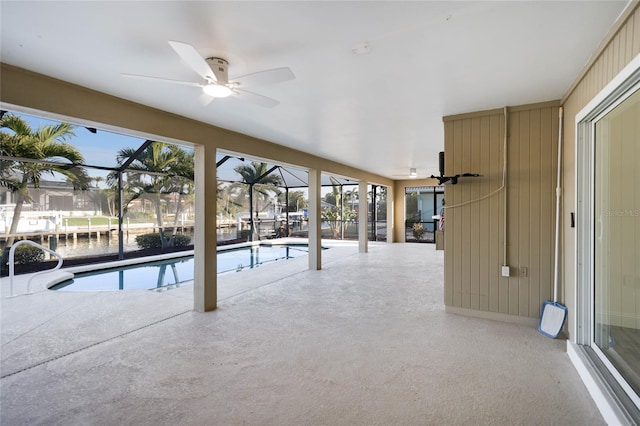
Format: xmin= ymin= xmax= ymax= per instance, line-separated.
xmin=538 ymin=107 xmax=567 ymax=339
xmin=539 ymin=301 xmax=567 ymax=338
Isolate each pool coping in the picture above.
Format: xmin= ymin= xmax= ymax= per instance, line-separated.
xmin=2 ymin=238 xmax=362 ymax=296
xmin=43 ymin=238 xmax=327 ymax=292
xmin=61 ymin=238 xmax=314 ymax=274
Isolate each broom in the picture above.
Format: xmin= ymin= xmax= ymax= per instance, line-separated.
xmin=538 ymin=107 xmax=568 ymax=338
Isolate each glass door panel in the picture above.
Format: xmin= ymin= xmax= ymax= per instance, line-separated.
xmin=594 ymin=87 xmax=640 ymax=397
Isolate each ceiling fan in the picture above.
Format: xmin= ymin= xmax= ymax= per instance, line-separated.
xmin=392 ymin=168 xmax=429 ymax=179
xmin=122 ymin=41 xmax=295 ymax=108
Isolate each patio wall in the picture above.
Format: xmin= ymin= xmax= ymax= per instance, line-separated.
xmin=442 ymin=101 xmax=560 ymax=323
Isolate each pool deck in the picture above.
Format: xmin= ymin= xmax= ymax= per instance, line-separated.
xmin=0 ymin=240 xmax=603 ymax=425
xmin=1 ymin=239 xmax=354 ymax=376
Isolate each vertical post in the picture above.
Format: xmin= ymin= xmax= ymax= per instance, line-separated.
xmin=249 ymin=184 xmax=254 ymax=242
xmin=117 ymin=171 xmax=124 ymax=260
xmin=358 ymin=181 xmax=368 ymax=253
xmin=308 ymin=168 xmax=321 ymax=270
xmin=393 ymin=182 xmax=404 ymax=243
xmin=285 ymin=188 xmax=290 ymax=234
xmin=386 ymin=185 xmax=394 ymax=243
xmin=194 ymin=144 xmax=217 ymax=312
xmin=340 ymin=184 xmax=344 ymax=240
xmin=372 ymin=185 xmax=377 ymax=241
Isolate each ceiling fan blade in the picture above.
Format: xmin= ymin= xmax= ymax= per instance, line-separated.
xmin=232 ymin=67 xmax=295 ymax=88
xmin=196 ymin=93 xmax=215 ymax=107
xmin=233 ymin=89 xmax=280 ymax=108
xmin=168 ymin=40 xmax=216 ymax=82
xmin=121 ymin=73 xmax=203 ymax=87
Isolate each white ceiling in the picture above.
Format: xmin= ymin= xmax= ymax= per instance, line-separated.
xmin=0 ymin=1 xmax=628 ymax=179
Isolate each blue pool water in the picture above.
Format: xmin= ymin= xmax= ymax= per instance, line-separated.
xmin=51 ymin=244 xmax=314 ymax=292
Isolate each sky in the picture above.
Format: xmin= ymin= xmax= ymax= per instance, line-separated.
xmin=5 ymin=110 xmax=356 ymax=197
xmin=4 ymin=111 xmax=195 ymax=185
xmin=10 ymin=112 xmax=150 ymax=168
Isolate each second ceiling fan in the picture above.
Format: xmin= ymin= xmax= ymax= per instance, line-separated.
xmin=123 ymin=40 xmax=295 ymax=108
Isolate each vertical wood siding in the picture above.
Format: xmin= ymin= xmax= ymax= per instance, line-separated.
xmin=443 ymin=103 xmax=559 ymax=318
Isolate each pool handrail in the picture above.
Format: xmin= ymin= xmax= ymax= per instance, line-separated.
xmin=8 ymin=240 xmax=64 ymax=297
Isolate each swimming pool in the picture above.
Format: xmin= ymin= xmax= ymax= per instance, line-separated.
xmin=51 ymin=243 xmax=314 ymax=292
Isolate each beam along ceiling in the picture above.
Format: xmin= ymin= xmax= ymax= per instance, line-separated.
xmin=0 ymin=1 xmax=628 ymax=180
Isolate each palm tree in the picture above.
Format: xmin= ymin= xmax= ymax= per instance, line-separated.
xmin=217 ymin=182 xmax=243 ymax=217
xmin=233 ymin=162 xmax=282 ymax=239
xmin=103 ymin=175 xmax=122 ymax=218
xmin=114 ymin=142 xmax=193 ymax=248
xmin=278 ymin=190 xmax=307 ymax=212
xmin=344 ymin=188 xmax=358 ymax=215
xmin=234 ymin=162 xmax=282 ymax=206
xmin=322 ymin=184 xmax=354 ymax=239
xmin=87 ymin=176 xmax=106 ymax=215
xmin=0 ymin=113 xmax=89 ymax=253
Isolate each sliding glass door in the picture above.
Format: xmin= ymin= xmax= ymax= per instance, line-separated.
xmin=593 ymin=86 xmax=640 ymax=399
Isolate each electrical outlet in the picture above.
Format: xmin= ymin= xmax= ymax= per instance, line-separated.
xmin=519 ymin=267 xmax=528 ymax=277
xmin=501 ymin=266 xmax=510 ymax=277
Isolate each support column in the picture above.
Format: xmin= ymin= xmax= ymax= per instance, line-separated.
xmin=393 ymin=181 xmax=406 ymax=243
xmin=194 ymin=144 xmax=217 ymax=312
xmin=358 ymin=180 xmax=368 ymax=253
xmin=308 ymin=168 xmax=322 ymax=270
xmin=385 ymin=185 xmax=394 ymax=243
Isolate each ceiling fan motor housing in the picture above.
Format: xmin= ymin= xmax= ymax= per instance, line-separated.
xmin=206 ymin=57 xmax=229 ymax=83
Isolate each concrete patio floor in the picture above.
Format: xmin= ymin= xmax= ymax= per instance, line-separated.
xmin=1 ymin=242 xmax=603 ymax=425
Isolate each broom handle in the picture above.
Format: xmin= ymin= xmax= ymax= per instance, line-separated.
xmin=553 ymin=107 xmax=563 ymax=303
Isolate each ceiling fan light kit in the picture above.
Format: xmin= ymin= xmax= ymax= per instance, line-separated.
xmin=122 ymin=40 xmax=295 ymax=108
xmin=202 ymin=84 xmax=232 ymax=98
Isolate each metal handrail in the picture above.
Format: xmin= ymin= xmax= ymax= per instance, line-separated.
xmin=8 ymin=240 xmax=63 ymax=297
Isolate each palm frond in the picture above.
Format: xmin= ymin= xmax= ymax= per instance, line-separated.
xmin=1 ymin=113 xmax=33 ymax=137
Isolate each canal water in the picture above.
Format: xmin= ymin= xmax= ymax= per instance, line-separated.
xmin=1 ymin=229 xmax=239 ymax=259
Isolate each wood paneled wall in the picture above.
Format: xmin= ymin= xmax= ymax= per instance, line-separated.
xmin=443 ymin=102 xmax=559 ymax=319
